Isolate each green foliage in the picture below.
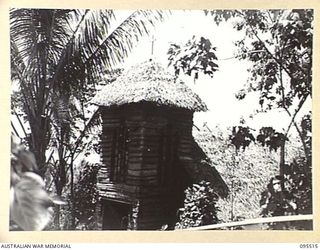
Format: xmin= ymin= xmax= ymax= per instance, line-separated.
xmin=199 ymin=126 xmax=306 ymax=225
xmin=173 ymin=9 xmax=312 ymax=157
xmin=72 ymin=162 xmax=99 ymax=230
xmin=167 ymin=36 xmax=218 ymax=81
xmin=229 ymin=126 xmax=255 ymax=151
xmin=176 ymin=181 xmax=220 ymax=229
xmin=218 ymin=146 xmax=279 ymax=222
xmin=259 ymin=159 xmax=312 ymax=229
xmin=257 ymin=127 xmax=287 ymax=152
xmin=48 ymin=161 xmax=100 ymax=230
xmin=259 ymin=114 xmax=312 ymax=229
xmin=206 ymin=9 xmax=313 ymax=113
xmin=203 ymin=10 xmax=313 ymax=161
xmin=300 ymin=112 xmax=312 ymax=161
xmin=195 ymin=127 xmax=283 ymax=222
xmin=261 ymin=159 xmax=311 ymax=214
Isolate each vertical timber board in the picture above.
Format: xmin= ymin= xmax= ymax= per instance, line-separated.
xmin=98 ymin=104 xmax=197 ymax=230
xmin=140 ymin=106 xmax=167 ymax=186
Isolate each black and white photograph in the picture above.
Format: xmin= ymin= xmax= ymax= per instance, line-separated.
xmin=9 ymin=8 xmax=313 ymax=233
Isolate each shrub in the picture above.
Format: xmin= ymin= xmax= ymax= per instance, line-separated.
xmin=175 ymin=181 xmax=220 ymax=229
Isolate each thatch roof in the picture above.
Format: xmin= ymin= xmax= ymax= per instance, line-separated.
xmin=91 ymin=60 xmax=208 ymax=112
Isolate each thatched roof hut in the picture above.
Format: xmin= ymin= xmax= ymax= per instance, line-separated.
xmin=92 ymin=60 xmax=226 ymax=230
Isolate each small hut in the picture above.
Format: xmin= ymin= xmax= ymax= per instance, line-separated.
xmin=91 ymin=60 xmax=227 ymax=230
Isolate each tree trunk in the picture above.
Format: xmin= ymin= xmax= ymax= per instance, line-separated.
xmin=70 ymin=156 xmax=75 ymax=229
xmin=279 ymin=142 xmax=285 ymax=177
xmin=53 ymin=183 xmax=64 ymax=230
xmin=230 ymin=149 xmax=239 ymax=221
xmin=54 ymin=206 xmax=61 ymax=230
xmin=293 ymin=121 xmax=310 ymax=163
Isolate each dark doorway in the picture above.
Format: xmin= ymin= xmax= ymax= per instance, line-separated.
xmin=102 ymin=200 xmax=131 ymax=230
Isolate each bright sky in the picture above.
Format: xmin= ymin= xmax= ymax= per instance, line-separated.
xmin=116 ymin=10 xmax=311 ymax=134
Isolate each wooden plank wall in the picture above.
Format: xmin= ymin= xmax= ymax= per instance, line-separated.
xmin=97 ymin=103 xmax=195 ymax=229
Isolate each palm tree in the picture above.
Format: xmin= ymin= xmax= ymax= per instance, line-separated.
xmin=10 ymin=8 xmax=165 ymax=229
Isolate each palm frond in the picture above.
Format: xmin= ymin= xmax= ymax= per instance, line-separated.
xmin=83 ymin=10 xmax=166 ymax=78
xmin=10 ymin=9 xmax=37 ymax=63
xmin=51 ymin=9 xmax=167 ymax=89
xmin=49 ymin=10 xmax=114 ymax=90
xmin=10 ymin=40 xmax=26 ymax=80
xmin=10 ymin=8 xmax=77 ymax=118
xmin=63 ymin=108 xmax=101 ymax=162
xmin=11 ymin=8 xmax=167 ymax=98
